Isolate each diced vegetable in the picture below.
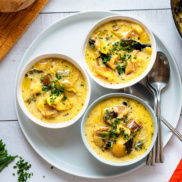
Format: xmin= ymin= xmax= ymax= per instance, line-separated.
xmin=110 ymin=137 xmax=127 ymax=157
xmin=94 ymin=66 xmax=116 ymax=81
xmin=125 ymin=60 xmax=134 ymax=75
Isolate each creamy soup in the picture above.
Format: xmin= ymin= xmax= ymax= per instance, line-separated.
xmin=85 ymin=20 xmax=152 ymax=85
xmin=85 ymin=97 xmax=154 ymax=163
xmin=173 ymin=0 xmax=182 ymax=33
xmin=22 ymin=57 xmax=87 ymax=123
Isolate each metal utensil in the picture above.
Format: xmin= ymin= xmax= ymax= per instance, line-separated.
xmin=121 ymin=38 xmax=151 ymax=51
xmin=124 ymin=83 xmax=182 ymax=140
xmin=124 ymin=83 xmax=182 ymax=165
xmin=146 ymin=80 xmax=182 ymax=141
xmin=148 ymin=51 xmax=170 ymax=163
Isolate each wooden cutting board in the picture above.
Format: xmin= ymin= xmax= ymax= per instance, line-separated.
xmin=0 ymin=0 xmax=49 ymax=62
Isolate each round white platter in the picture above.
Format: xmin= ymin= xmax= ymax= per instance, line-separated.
xmin=15 ymin=11 xmax=182 ymax=178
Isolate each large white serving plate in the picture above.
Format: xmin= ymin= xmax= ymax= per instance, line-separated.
xmin=15 ymin=11 xmax=182 ymax=178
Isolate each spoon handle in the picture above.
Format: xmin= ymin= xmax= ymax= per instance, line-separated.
xmin=146 ymin=81 xmax=156 ymax=166
xmin=161 ymin=116 xmax=182 ymax=142
xmin=156 ymin=90 xmax=164 ymax=163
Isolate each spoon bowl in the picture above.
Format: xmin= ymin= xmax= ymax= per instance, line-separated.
xmin=148 ymin=52 xmax=170 ymax=90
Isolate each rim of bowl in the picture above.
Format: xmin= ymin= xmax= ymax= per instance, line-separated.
xmin=170 ymin=0 xmax=182 ymax=39
xmin=81 ymin=93 xmax=157 ymax=167
xmin=17 ymin=53 xmax=91 ymax=129
xmin=81 ymin=15 xmax=157 ymax=89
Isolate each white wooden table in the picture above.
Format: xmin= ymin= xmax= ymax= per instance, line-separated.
xmin=0 ymin=0 xmax=182 ymax=181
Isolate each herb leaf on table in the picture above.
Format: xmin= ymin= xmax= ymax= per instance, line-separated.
xmin=0 ymin=139 xmax=17 ymax=172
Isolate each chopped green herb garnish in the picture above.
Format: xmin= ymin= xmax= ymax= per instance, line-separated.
xmin=62 ymin=102 xmax=65 ymax=105
xmin=123 ymin=135 xmax=129 ymax=140
xmin=80 ymin=84 xmax=84 ymax=86
xmin=62 ymin=96 xmax=67 ymax=100
xmin=40 ymin=76 xmax=44 ymax=81
xmin=133 ymin=133 xmax=137 ymax=137
xmin=44 ymin=100 xmax=48 ymax=105
xmin=117 ymin=65 xmax=126 ymax=74
xmin=124 ymin=132 xmax=128 ymax=135
xmin=0 ymin=140 xmax=17 ymax=173
xmin=123 ymin=118 xmax=128 ymax=123
xmin=99 ymin=37 xmax=103 ymax=39
xmin=13 ymin=156 xmax=33 ymax=182
xmin=105 ymin=115 xmax=111 ymax=120
xmin=98 ymin=53 xmax=111 ymax=64
xmin=101 ymin=133 xmax=106 ymax=137
xmin=133 ymin=56 xmax=136 ymax=59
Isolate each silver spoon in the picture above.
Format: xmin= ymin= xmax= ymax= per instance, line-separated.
xmin=147 ymin=51 xmax=170 ymax=163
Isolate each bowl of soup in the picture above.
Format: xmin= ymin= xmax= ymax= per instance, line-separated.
xmin=81 ymin=93 xmax=157 ymax=166
xmin=17 ymin=53 xmax=91 ymax=128
xmin=82 ymin=15 xmax=157 ymax=89
xmin=171 ymin=0 xmax=182 ymax=39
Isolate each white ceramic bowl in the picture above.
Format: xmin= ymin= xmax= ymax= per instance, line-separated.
xmin=17 ymin=53 xmax=91 ymax=129
xmin=82 ymin=15 xmax=157 ymax=89
xmin=81 ymin=93 xmax=157 ymax=167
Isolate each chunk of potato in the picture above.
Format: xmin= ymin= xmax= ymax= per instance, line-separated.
xmin=30 ymin=79 xmax=42 ymax=94
xmin=111 ymin=30 xmax=122 ymax=38
xmin=132 ymin=24 xmax=143 ymax=34
xmin=55 ymin=99 xmax=73 ymax=111
xmin=60 ymin=79 xmax=77 ymax=93
xmin=137 ymin=52 xmax=146 ymax=62
xmin=125 ymin=60 xmax=134 ymax=75
xmin=119 ymin=24 xmax=132 ymax=33
xmin=106 ymin=55 xmax=119 ymax=70
xmin=131 ymin=50 xmax=139 ymax=63
xmin=47 ymin=94 xmax=64 ymax=106
xmin=36 ymin=97 xmax=56 ymax=118
xmin=100 ymin=41 xmax=112 ymax=54
xmin=143 ymin=47 xmax=152 ymax=55
xmin=140 ymin=33 xmax=150 ymax=44
xmin=94 ymin=66 xmax=116 ymax=81
xmin=34 ymin=61 xmax=51 ymax=70
xmin=110 ymin=138 xmax=127 ymax=157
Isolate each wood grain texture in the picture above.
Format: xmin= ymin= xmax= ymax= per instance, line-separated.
xmin=0 ymin=0 xmax=49 ymax=62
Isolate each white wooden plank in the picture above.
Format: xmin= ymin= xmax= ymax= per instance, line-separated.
xmin=0 ymin=10 xmax=182 ymax=120
xmin=41 ymin=0 xmax=170 ymax=12
xmin=0 ymin=118 xmax=182 ymax=181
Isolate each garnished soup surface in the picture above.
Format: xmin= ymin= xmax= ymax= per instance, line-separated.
xmin=85 ymin=97 xmax=154 ymax=163
xmin=85 ymin=20 xmax=152 ymax=85
xmin=22 ymin=57 xmax=87 ymax=123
